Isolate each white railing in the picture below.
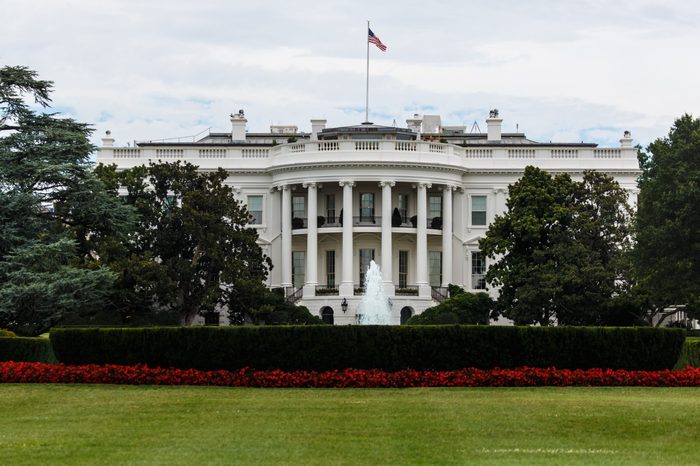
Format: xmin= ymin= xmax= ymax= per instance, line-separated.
xmin=465 ymin=148 xmax=492 ymax=158
xmin=100 ymin=140 xmax=636 ymax=168
xmin=395 ymin=141 xmax=417 ymax=151
xmin=199 ymin=148 xmax=226 ymax=158
xmin=289 ymin=143 xmax=306 ymax=153
xmin=551 ymin=149 xmax=579 ymax=158
xmin=508 ymin=149 xmax=536 ymax=158
xmin=155 ymin=148 xmax=184 ymax=158
xmin=113 ymin=148 xmax=141 ymax=158
xmin=241 ymin=148 xmax=269 ymax=158
xmin=355 ymin=140 xmax=380 ymax=150
xmin=318 ymin=141 xmax=339 ymax=151
xmin=594 ymin=148 xmax=622 ymax=158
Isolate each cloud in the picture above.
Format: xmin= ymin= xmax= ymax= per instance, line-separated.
xmin=1 ymin=0 xmax=696 ymax=150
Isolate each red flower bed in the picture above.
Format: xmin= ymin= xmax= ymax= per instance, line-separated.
xmin=2 ymin=361 xmax=700 ymax=388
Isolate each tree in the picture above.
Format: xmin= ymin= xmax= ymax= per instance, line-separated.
xmin=635 ymin=114 xmax=700 ymax=324
xmin=479 ymin=166 xmax=633 ymax=326
xmin=97 ymin=161 xmax=273 ymax=325
xmin=0 ymin=66 xmax=135 ymax=335
xmin=406 ymin=286 xmax=493 ymax=325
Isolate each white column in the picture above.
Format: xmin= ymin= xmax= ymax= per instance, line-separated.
xmin=441 ymin=185 xmax=454 ymax=287
xmin=339 ymin=181 xmax=354 ymax=296
xmin=380 ymin=181 xmax=395 ymax=296
xmin=416 ymin=182 xmax=431 ymax=297
xmin=303 ymin=182 xmax=318 ymax=296
xmin=280 ymin=185 xmax=292 ymax=288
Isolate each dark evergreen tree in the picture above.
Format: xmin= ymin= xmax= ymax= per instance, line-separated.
xmin=0 ymin=66 xmax=135 ymax=335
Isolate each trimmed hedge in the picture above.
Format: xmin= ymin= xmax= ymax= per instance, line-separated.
xmin=50 ymin=326 xmax=685 ymax=371
xmin=0 ymin=337 xmax=57 ymax=363
xmin=675 ymin=338 xmax=700 ymax=369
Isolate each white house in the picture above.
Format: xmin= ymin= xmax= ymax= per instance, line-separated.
xmin=97 ymin=109 xmax=640 ymax=325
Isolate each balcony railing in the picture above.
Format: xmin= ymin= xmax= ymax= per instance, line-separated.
xmin=292 ymin=215 xmax=445 ymax=231
xmin=395 ymin=286 xmax=419 ymax=296
xmin=315 ymin=285 xmax=339 ymax=296
xmin=353 ymin=216 xmax=381 ymax=226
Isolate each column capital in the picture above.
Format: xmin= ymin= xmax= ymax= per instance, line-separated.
xmin=492 ymin=186 xmax=508 ymax=194
xmin=412 ymin=182 xmax=432 ymax=189
xmin=276 ymin=184 xmax=290 ymax=192
xmin=339 ymin=180 xmax=356 ymax=187
xmin=231 ymin=186 xmax=241 ymax=194
xmin=440 ymin=184 xmax=457 ymax=192
xmin=378 ymin=181 xmax=396 ymax=188
xmin=302 ymin=181 xmax=318 ymax=189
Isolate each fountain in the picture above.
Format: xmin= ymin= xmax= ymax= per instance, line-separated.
xmin=358 ymin=260 xmax=392 ymax=324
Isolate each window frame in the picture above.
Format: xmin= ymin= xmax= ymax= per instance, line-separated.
xmin=246 ymin=194 xmax=264 ymax=225
xmin=470 ymin=194 xmax=488 ymax=227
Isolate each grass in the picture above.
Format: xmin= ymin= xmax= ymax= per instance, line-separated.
xmin=1 ymin=385 xmax=699 ymax=465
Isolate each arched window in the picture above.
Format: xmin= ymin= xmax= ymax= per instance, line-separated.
xmin=400 ymin=306 xmax=413 ymax=325
xmin=321 ymin=306 xmax=334 ymax=325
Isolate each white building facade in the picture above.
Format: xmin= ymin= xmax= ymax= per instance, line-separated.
xmin=98 ymin=110 xmax=640 ymax=325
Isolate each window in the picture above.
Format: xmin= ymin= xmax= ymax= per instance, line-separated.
xmin=326 ymin=194 xmax=336 ymax=223
xmin=429 ymin=251 xmax=442 ymax=287
xmin=398 ymin=250 xmax=409 ymax=288
xmin=398 ymin=194 xmax=409 ymax=223
xmin=292 ymin=251 xmax=305 ymax=288
xmin=292 ymin=195 xmax=305 ymax=219
xmin=247 ymin=195 xmax=263 ymax=225
xmin=326 ymin=250 xmax=336 ymax=287
xmin=359 ymin=248 xmax=375 ymax=287
xmin=471 ymin=195 xmax=487 ymax=226
xmin=360 ymin=193 xmax=375 ymax=222
xmin=428 ymin=194 xmax=442 ymax=220
xmin=471 ymin=251 xmax=486 ymax=289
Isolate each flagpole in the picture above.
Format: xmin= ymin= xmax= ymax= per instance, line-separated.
xmin=365 ymin=20 xmax=370 ymax=123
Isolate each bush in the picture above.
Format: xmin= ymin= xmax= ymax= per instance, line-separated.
xmin=50 ymin=326 xmax=685 ymax=372
xmin=0 ymin=329 xmax=16 ymax=337
xmin=675 ymin=338 xmax=700 ymax=369
xmin=407 ymin=289 xmax=493 ymax=325
xmin=0 ymin=336 xmax=57 ymax=363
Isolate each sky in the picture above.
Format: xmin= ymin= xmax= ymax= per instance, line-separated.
xmin=2 ymin=0 xmax=698 ymax=149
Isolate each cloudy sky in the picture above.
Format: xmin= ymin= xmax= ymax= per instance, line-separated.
xmin=2 ymin=0 xmax=698 ymax=148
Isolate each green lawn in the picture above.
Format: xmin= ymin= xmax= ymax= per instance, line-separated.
xmin=1 ymin=385 xmax=699 ymax=465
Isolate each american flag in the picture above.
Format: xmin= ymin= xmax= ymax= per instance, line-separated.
xmin=368 ymin=28 xmax=387 ymax=52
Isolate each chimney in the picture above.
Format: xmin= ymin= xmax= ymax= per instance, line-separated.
xmin=101 ymin=130 xmax=114 ymax=147
xmin=230 ymin=109 xmax=247 ymax=141
xmin=406 ymin=114 xmax=422 ymax=138
xmin=310 ymin=119 xmax=327 ymax=141
xmin=620 ymin=130 xmax=633 ymax=148
xmin=486 ymin=109 xmax=502 ymax=142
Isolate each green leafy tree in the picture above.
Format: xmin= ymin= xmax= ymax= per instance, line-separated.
xmin=406 ymin=286 xmax=494 ymax=325
xmin=97 ymin=161 xmax=273 ymax=325
xmin=635 ymin=114 xmax=700 ymax=324
xmin=479 ymin=166 xmax=633 ymax=326
xmin=0 ymin=66 xmax=135 ymax=335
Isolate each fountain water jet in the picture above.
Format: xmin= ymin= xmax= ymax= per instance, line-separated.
xmin=358 ymin=260 xmax=391 ymax=324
